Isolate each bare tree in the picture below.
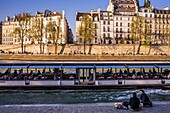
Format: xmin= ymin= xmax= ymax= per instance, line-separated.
xmin=46 ymin=17 xmax=62 ymax=54
xmin=77 ymin=14 xmax=96 ymax=54
xmin=30 ymin=17 xmax=44 ymax=54
xmin=13 ymin=13 xmax=31 ymax=53
xmin=131 ymin=15 xmax=153 ymax=55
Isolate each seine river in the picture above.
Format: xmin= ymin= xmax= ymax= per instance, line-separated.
xmin=0 ymin=89 xmax=170 ymax=105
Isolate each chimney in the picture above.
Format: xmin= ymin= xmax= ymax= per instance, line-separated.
xmin=98 ymin=7 xmax=101 ymax=13
xmin=5 ymin=16 xmax=10 ymax=21
xmin=62 ymin=10 xmax=65 ymax=18
xmin=90 ymin=9 xmax=94 ymax=16
xmin=164 ymin=6 xmax=169 ymax=10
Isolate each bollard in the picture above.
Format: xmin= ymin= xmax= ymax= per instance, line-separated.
xmin=25 ymin=80 xmax=30 ymax=85
xmin=118 ymin=80 xmax=123 ymax=85
xmin=161 ymin=79 xmax=165 ymax=84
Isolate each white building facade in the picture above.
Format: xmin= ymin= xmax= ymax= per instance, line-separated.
xmin=76 ymin=0 xmax=170 ymax=45
xmin=2 ymin=10 xmax=73 ymax=45
xmin=76 ymin=0 xmax=138 ymax=44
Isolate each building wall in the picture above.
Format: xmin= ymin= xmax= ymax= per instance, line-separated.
xmin=76 ymin=0 xmax=137 ymax=44
xmin=0 ymin=22 xmax=2 ymax=44
xmin=76 ymin=0 xmax=170 ymax=45
xmin=154 ymin=8 xmax=170 ymax=45
xmin=2 ymin=21 xmax=17 ymax=44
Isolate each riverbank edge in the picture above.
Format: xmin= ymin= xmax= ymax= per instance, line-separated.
xmin=0 ymin=101 xmax=169 ymax=106
xmin=0 ymin=85 xmax=170 ymax=90
xmin=0 ymin=54 xmax=170 ymax=61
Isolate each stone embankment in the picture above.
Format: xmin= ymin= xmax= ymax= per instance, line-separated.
xmin=0 ymin=102 xmax=170 ymax=113
xmin=1 ymin=44 xmax=170 ymax=61
xmin=0 ymin=44 xmax=170 ymax=55
xmin=0 ymin=54 xmax=170 ymax=61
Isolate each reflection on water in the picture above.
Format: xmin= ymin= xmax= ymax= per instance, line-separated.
xmin=0 ymin=89 xmax=170 ymax=105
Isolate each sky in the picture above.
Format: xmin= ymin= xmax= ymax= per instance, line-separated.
xmin=0 ymin=0 xmax=170 ymax=36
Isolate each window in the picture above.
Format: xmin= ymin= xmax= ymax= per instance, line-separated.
xmin=120 ymin=22 xmax=122 ymax=27
xmin=103 ymin=33 xmax=106 ymax=38
xmin=116 ymin=34 xmax=118 ymax=38
xmin=108 ymin=27 xmax=110 ymax=32
xmin=103 ymin=26 xmax=105 ymax=32
xmin=150 ymin=14 xmax=152 ymax=18
xmin=116 ymin=22 xmax=118 ymax=26
xmin=116 ymin=17 xmax=118 ymax=20
xmin=128 ymin=34 xmax=130 ymax=39
xmin=120 ymin=17 xmax=122 ymax=20
xmin=128 ymin=28 xmax=130 ymax=33
xmin=108 ymin=21 xmax=110 ymax=25
xmin=163 ymin=15 xmax=165 ymax=18
xmin=120 ymin=28 xmax=122 ymax=33
xmin=116 ymin=28 xmax=118 ymax=32
xmin=120 ymin=34 xmax=122 ymax=38
xmin=95 ymin=30 xmax=97 ymax=36
xmin=108 ymin=33 xmax=110 ymax=38
xmin=80 ymin=38 xmax=83 ymax=43
xmin=128 ymin=23 xmax=130 ymax=27
xmin=95 ymin=23 xmax=97 ymax=28
xmin=145 ymin=14 xmax=148 ymax=18
xmin=103 ymin=21 xmax=106 ymax=24
xmin=79 ymin=17 xmax=82 ymax=21
xmin=95 ymin=38 xmax=97 ymax=43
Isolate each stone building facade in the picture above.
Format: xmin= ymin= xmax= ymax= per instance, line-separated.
xmin=76 ymin=0 xmax=170 ymax=45
xmin=0 ymin=22 xmax=2 ymax=44
xmin=2 ymin=10 xmax=73 ymax=45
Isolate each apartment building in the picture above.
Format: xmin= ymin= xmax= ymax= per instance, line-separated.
xmin=76 ymin=0 xmax=138 ymax=44
xmin=0 ymin=22 xmax=2 ymax=44
xmin=2 ymin=19 xmax=17 ymax=44
xmin=76 ymin=0 xmax=170 ymax=45
xmin=153 ymin=7 xmax=170 ymax=44
xmin=2 ymin=10 xmax=73 ymax=45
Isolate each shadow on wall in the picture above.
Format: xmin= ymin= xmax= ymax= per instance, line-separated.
xmin=59 ymin=44 xmax=66 ymax=54
xmin=88 ymin=44 xmax=93 ymax=54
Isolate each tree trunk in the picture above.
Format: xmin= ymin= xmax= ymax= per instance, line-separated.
xmin=88 ymin=44 xmax=93 ymax=55
xmin=137 ymin=41 xmax=142 ymax=55
xmin=133 ymin=42 xmax=135 ymax=56
xmin=43 ymin=43 xmax=45 ymax=53
xmin=40 ymin=43 xmax=42 ymax=54
xmin=84 ymin=42 xmax=86 ymax=54
xmin=55 ymin=44 xmax=58 ymax=54
xmin=40 ymin=36 xmax=43 ymax=54
xmin=21 ymin=37 xmax=24 ymax=53
xmin=148 ymin=42 xmax=152 ymax=55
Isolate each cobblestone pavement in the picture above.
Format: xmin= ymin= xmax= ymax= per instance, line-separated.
xmin=0 ymin=102 xmax=170 ymax=113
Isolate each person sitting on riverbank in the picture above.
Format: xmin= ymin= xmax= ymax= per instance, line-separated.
xmin=129 ymin=92 xmax=141 ymax=111
xmin=140 ymin=90 xmax=152 ymax=107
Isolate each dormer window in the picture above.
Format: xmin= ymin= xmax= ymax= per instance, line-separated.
xmin=79 ymin=17 xmax=82 ymax=21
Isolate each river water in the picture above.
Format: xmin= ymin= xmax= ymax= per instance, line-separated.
xmin=0 ymin=89 xmax=170 ymax=105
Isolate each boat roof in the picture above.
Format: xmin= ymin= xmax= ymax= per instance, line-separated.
xmin=0 ymin=61 xmax=169 ymax=69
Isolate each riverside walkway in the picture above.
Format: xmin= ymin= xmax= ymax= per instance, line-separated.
xmin=0 ymin=102 xmax=170 ymax=113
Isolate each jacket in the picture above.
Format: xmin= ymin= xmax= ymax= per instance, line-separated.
xmin=129 ymin=97 xmax=140 ymax=109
